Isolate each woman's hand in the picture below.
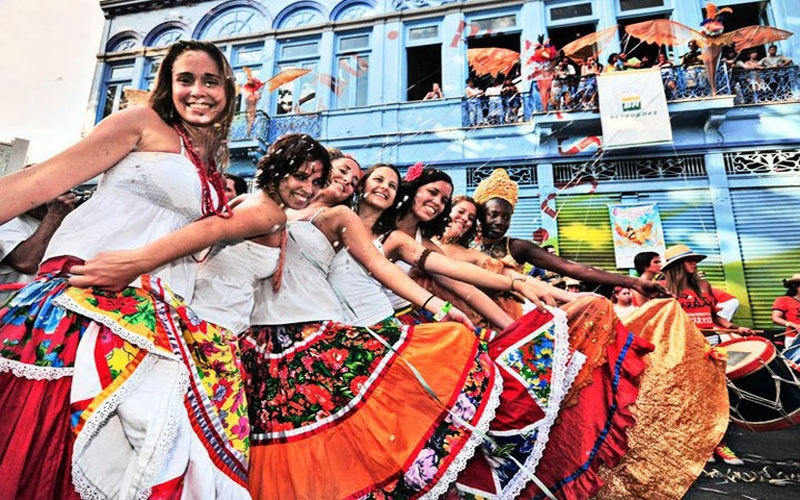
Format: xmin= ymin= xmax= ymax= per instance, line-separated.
xmin=734 ymin=326 xmax=755 ymax=336
xmin=633 ymin=278 xmax=671 ymax=299
xmin=516 ymin=280 xmax=554 ymax=311
xmin=443 ymin=306 xmax=475 ymax=330
xmin=67 ymin=249 xmax=149 ymax=292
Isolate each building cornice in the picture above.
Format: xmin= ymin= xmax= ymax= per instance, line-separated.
xmin=99 ymin=0 xmax=213 ymax=18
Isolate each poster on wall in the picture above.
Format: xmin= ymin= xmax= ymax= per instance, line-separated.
xmin=608 ymin=203 xmax=666 ymax=268
xmin=597 ymin=68 xmax=672 ymax=149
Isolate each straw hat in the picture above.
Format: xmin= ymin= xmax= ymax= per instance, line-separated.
xmin=662 ymin=244 xmax=706 ymax=270
xmin=784 ymin=273 xmax=800 ymax=287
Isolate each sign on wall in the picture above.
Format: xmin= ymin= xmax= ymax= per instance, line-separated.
xmin=597 ymin=69 xmax=672 ymax=149
xmin=608 ymin=203 xmax=666 ymax=268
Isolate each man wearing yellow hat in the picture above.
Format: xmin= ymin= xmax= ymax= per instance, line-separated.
xmin=472 ymin=168 xmax=667 ymax=300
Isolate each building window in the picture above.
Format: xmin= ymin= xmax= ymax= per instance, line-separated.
xmin=200 ymin=7 xmax=267 ymax=40
xmin=149 ymin=28 xmax=183 ymax=47
xmin=336 ymin=3 xmax=376 ymax=21
xmin=470 ymin=14 xmax=517 ymax=32
xmin=275 ymin=39 xmax=320 ymax=114
xmin=109 ymin=37 xmax=138 ymax=53
xmin=550 ymin=3 xmax=593 ymax=21
xmin=619 ymin=0 xmax=664 ymax=12
xmin=230 ymin=44 xmax=265 ymax=111
xmin=405 ymin=23 xmax=442 ymax=101
xmin=143 ymin=58 xmax=162 ymax=91
xmin=279 ymin=8 xmax=324 ymax=29
xmin=335 ymin=33 xmax=371 ymax=109
xmin=97 ymin=62 xmax=134 ymax=122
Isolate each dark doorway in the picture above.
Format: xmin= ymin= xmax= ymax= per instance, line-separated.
xmin=407 ymin=44 xmax=441 ymax=101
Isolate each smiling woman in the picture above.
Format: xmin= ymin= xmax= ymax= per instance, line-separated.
xmin=0 ymin=40 xmax=276 ymax=500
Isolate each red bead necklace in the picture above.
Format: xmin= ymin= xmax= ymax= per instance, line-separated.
xmin=173 ymin=124 xmax=232 ymax=220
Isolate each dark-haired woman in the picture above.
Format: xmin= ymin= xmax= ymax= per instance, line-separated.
xmin=773 ymin=273 xmax=800 ymax=350
xmin=0 ymin=40 xmax=271 ymax=498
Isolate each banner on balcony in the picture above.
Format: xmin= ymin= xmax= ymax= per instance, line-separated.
xmin=608 ymin=203 xmax=666 ymax=269
xmin=597 ymin=69 xmax=671 ymax=149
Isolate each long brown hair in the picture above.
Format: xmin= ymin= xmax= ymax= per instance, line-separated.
xmin=662 ymin=260 xmax=703 ymax=298
xmin=148 ymin=40 xmax=237 ymax=170
xmin=442 ymin=195 xmax=479 ymax=247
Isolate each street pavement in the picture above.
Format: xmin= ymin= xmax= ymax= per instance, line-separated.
xmin=684 ymin=424 xmax=800 ymax=499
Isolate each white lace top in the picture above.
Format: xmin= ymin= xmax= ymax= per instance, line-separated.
xmin=44 ymin=149 xmax=214 ymax=299
xmin=326 ymin=240 xmax=394 ymax=327
xmin=250 ymin=218 xmax=343 ymax=325
xmin=191 ymin=241 xmax=281 ymax=334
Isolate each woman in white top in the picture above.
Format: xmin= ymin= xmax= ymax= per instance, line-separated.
xmin=240 ymin=153 xmax=508 ymax=498
xmin=0 ymin=40 xmax=285 ymax=499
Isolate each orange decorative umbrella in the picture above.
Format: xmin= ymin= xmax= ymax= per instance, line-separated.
xmin=561 ymin=26 xmax=619 ymax=63
xmin=624 ymin=19 xmax=701 ymax=48
xmin=718 ymin=25 xmax=793 ymax=50
xmin=467 ymin=47 xmax=520 ymax=78
xmin=266 ymin=67 xmax=312 ymax=92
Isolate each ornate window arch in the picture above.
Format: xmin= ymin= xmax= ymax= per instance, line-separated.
xmin=274 ymin=2 xmax=327 ymax=29
xmin=106 ymin=31 xmax=140 ymax=53
xmin=195 ymin=1 xmax=269 ymax=41
xmin=145 ymin=23 xmax=186 ymax=47
xmin=331 ymin=0 xmax=376 ymax=21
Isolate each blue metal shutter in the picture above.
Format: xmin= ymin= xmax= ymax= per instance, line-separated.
xmin=730 ymin=187 xmax=800 ymax=329
xmin=553 ymin=190 xmax=724 ymax=282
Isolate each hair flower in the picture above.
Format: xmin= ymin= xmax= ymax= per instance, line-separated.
xmin=405 ymin=162 xmax=424 ymax=182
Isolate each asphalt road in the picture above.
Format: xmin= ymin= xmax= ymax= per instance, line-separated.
xmin=684 ymin=424 xmax=800 ymax=499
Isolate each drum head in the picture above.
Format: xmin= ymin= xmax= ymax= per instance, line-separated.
xmin=719 ymin=336 xmax=776 ymax=379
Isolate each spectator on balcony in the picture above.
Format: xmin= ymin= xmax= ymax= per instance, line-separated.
xmin=680 ymin=40 xmax=703 ymax=67
xmin=223 ymin=173 xmax=248 ymax=201
xmin=604 ymin=53 xmax=625 ymax=72
xmin=484 ymin=75 xmax=504 ymax=123
xmin=423 ymin=82 xmax=444 ymax=100
xmin=655 ymin=52 xmax=678 ymax=98
xmin=721 ymin=45 xmax=739 ymax=70
xmin=760 ymin=44 xmax=793 ymax=68
xmin=577 ymin=56 xmax=601 ymax=108
xmin=501 ymin=76 xmax=521 ymax=123
xmin=551 ymin=57 xmax=576 ymax=109
xmin=741 ymin=49 xmax=764 ymax=70
xmin=464 ymin=77 xmax=484 ymax=126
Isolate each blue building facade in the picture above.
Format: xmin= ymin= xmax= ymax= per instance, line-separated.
xmin=90 ymin=0 xmax=800 ymax=328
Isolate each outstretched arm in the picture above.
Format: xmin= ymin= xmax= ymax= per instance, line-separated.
xmin=68 ymin=191 xmax=286 ymax=291
xmin=0 ymin=106 xmax=159 ymax=225
xmin=330 ymin=208 xmax=473 ymax=328
xmin=431 ymin=275 xmax=514 ymax=330
xmin=386 ymin=233 xmax=548 ymax=309
xmin=508 ymin=237 xmax=669 ymax=299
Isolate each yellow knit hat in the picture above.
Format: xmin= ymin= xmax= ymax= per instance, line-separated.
xmin=473 ymin=168 xmax=519 ymax=207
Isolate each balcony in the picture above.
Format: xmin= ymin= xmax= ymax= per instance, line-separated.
xmin=229 ymin=110 xmax=269 ymax=162
xmin=460 ymin=65 xmax=800 ymax=127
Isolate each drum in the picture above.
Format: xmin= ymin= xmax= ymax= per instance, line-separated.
xmin=719 ymin=336 xmax=800 ymax=431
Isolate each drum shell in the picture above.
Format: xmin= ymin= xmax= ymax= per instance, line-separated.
xmin=720 ymin=337 xmax=800 ymax=431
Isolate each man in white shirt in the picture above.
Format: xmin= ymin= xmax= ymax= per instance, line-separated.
xmin=0 ymin=192 xmax=76 ymax=302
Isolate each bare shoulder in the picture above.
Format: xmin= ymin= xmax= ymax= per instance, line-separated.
xmin=234 ymin=192 xmax=286 ymax=230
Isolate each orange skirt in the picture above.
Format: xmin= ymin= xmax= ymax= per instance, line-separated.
xmin=241 ymin=318 xmax=501 ymax=500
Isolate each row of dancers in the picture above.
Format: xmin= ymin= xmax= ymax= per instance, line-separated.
xmin=0 ymin=40 xmax=732 ymax=499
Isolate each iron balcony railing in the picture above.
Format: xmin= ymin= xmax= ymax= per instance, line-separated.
xmin=461 ymin=65 xmax=800 ymax=127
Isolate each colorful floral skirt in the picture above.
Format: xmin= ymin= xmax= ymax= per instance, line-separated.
xmin=240 ymin=317 xmax=503 ymax=499
xmin=454 ymin=306 xmax=578 ymax=500
xmin=596 ymin=299 xmax=729 ymax=499
xmin=519 ymin=296 xmax=653 ymax=500
xmin=0 ymin=259 xmax=249 ymax=499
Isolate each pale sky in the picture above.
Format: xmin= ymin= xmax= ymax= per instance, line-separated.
xmin=0 ymin=0 xmax=105 ymax=162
